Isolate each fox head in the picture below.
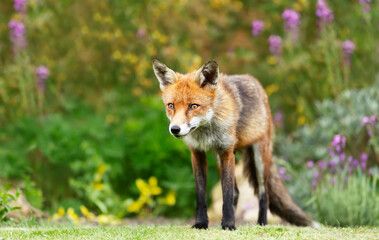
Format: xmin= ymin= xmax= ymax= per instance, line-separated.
xmin=152 ymin=60 xmax=219 ymax=138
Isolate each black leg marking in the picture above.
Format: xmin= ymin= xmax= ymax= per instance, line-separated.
xmin=257 ymin=192 xmax=268 ymax=225
xmin=191 ymin=151 xmax=209 ymax=229
xmin=220 ymin=152 xmax=236 ymax=231
xmin=233 ymin=180 xmax=239 ymax=212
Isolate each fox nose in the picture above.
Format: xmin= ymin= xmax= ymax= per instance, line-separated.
xmin=170 ymin=125 xmax=181 ymax=135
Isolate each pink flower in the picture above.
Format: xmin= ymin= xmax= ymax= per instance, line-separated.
xmin=251 ymin=20 xmax=264 ymax=36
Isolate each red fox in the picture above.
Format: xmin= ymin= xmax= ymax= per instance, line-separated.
xmin=152 ymin=60 xmax=319 ymax=230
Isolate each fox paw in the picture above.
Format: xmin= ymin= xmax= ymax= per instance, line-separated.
xmin=192 ymin=222 xmax=208 ymax=229
xmin=221 ymin=222 xmax=236 ymax=231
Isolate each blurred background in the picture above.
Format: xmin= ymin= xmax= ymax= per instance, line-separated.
xmin=0 ymin=0 xmax=378 ymax=226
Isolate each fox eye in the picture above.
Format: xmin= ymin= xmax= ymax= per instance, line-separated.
xmin=167 ymin=103 xmax=174 ymax=110
xmin=190 ymin=104 xmax=199 ymax=110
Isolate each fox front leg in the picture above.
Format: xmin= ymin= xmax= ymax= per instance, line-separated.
xmin=190 ymin=149 xmax=209 ymax=229
xmin=218 ymin=149 xmax=236 ymax=230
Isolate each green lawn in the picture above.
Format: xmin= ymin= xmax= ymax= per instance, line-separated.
xmin=0 ymin=223 xmax=378 ymax=240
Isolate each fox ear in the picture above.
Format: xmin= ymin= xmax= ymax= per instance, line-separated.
xmin=152 ymin=60 xmax=178 ymax=91
xmin=195 ymin=60 xmax=219 ymax=90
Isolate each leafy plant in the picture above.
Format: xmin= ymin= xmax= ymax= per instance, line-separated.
xmin=0 ymin=184 xmax=21 ymax=222
xmin=311 ymin=168 xmax=379 ymax=226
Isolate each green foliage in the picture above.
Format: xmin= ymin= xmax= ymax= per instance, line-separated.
xmin=0 ymin=184 xmax=21 ymax=222
xmin=0 ymin=95 xmax=220 ymax=217
xmin=311 ymin=169 xmax=379 ymax=227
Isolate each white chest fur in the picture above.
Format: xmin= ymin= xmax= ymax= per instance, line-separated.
xmin=183 ymin=119 xmax=234 ymax=151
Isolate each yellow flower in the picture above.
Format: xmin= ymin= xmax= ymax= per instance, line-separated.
xmin=293 ymin=2 xmax=302 ymax=11
xmin=136 ymin=178 xmax=150 ymax=196
xmin=114 ymin=29 xmax=122 ymax=38
xmin=152 ymin=31 xmax=168 ymax=44
xmin=148 ymin=176 xmax=162 ymax=195
xmin=112 ymin=51 xmax=122 ymax=60
xmin=97 ymin=164 xmax=107 ymax=175
xmin=52 ymin=207 xmax=65 ymax=220
xmin=265 ymin=84 xmax=279 ymax=97
xmin=96 ymin=214 xmax=120 ymax=225
xmin=67 ymin=207 xmax=80 ymax=225
xmin=103 ymin=16 xmax=113 ymax=25
xmin=298 ymin=115 xmax=307 ymax=126
xmin=58 ymin=207 xmax=65 ymax=216
xmin=123 ymin=53 xmax=138 ymax=64
xmin=93 ymin=13 xmax=102 ymax=22
xmin=160 ymin=191 xmax=176 ymax=206
xmin=127 ymin=200 xmax=144 ymax=213
xmin=80 ymin=205 xmax=89 ymax=217
xmin=266 ymin=56 xmax=277 ymax=65
xmin=92 ymin=182 xmax=104 ymax=190
xmin=81 ymin=26 xmax=89 ymax=35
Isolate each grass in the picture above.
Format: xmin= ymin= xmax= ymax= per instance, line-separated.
xmin=0 ymin=221 xmax=378 ymax=240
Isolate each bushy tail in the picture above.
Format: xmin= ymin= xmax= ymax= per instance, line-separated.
xmin=267 ymin=165 xmax=315 ymax=227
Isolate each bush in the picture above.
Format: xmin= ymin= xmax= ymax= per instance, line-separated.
xmin=276 ymin=80 xmax=379 ymax=226
xmin=312 ymin=168 xmax=379 ymax=226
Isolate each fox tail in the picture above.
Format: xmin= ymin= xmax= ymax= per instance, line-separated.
xmin=267 ymin=164 xmax=319 ymax=227
xmin=243 ymin=145 xmax=319 ymax=227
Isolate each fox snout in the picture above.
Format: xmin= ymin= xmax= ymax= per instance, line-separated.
xmin=169 ymin=122 xmax=196 ymax=138
xmin=170 ymin=125 xmax=181 ymax=135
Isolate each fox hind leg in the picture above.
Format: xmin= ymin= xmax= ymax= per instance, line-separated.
xmin=253 ymin=142 xmax=268 ymax=225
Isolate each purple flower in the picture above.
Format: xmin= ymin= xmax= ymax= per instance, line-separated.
xmin=251 ymin=20 xmax=264 ymax=37
xmin=331 ymin=135 xmax=346 ymax=153
xmin=352 ymin=159 xmax=359 ymax=167
xmin=330 ymin=177 xmax=336 ymax=185
xmin=342 ymin=40 xmax=355 ymax=54
xmin=282 ymin=9 xmax=301 ymax=42
xmin=36 ymin=66 xmax=50 ymax=80
xmin=306 ymin=161 xmax=315 ymax=169
xmin=342 ymin=40 xmax=355 ymax=66
xmin=278 ymin=167 xmax=291 ymax=181
xmin=278 ymin=167 xmax=286 ymax=176
xmin=282 ymin=9 xmax=301 ymax=29
xmin=360 ymin=153 xmax=368 ymax=162
xmin=283 ymin=174 xmax=292 ymax=181
xmin=370 ymin=115 xmax=376 ymax=125
xmin=362 ymin=115 xmax=376 ymax=126
xmin=332 ymin=135 xmax=341 ymax=146
xmin=339 ymin=153 xmax=346 ymax=161
xmin=362 ymin=116 xmax=370 ymax=126
xmin=313 ymin=171 xmax=320 ymax=179
xmin=318 ymin=161 xmax=326 ymax=169
xmin=8 ymin=19 xmax=27 ymax=53
xmin=13 ymin=0 xmax=27 ymax=13
xmin=329 ymin=147 xmax=336 ymax=157
xmin=36 ymin=66 xmax=50 ymax=92
xmin=359 ymin=0 xmax=372 ymax=14
xmin=268 ymin=35 xmax=282 ymax=56
xmin=335 ymin=145 xmax=341 ymax=153
xmin=273 ymin=110 xmax=284 ymax=128
xmin=360 ymin=153 xmax=368 ymax=170
xmin=316 ymin=0 xmax=334 ymax=25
